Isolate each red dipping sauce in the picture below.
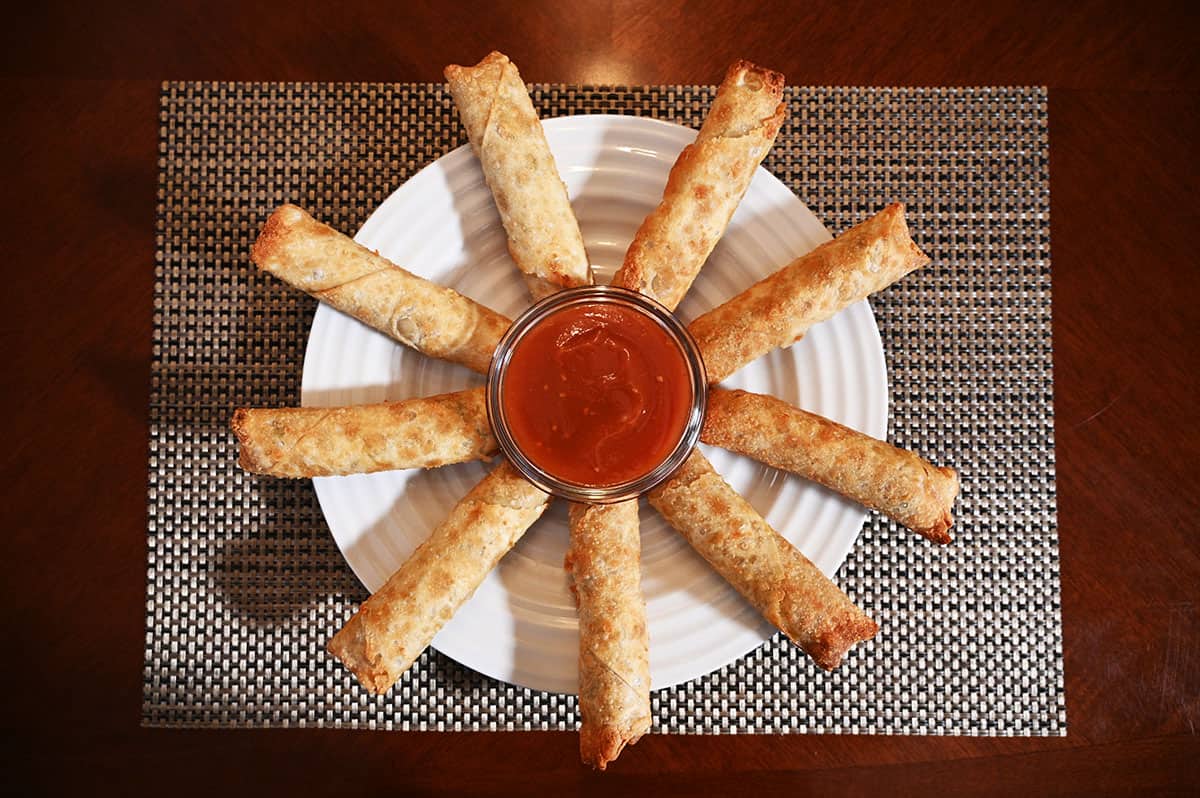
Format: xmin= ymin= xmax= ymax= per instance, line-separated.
xmin=500 ymin=301 xmax=693 ymax=487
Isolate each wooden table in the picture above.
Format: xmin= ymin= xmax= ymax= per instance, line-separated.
xmin=5 ymin=1 xmax=1197 ymax=793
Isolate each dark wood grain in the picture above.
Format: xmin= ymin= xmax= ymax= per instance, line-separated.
xmin=3 ymin=1 xmax=1199 ymax=794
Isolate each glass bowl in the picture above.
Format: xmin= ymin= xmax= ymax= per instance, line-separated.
xmin=486 ymin=285 xmax=707 ymax=503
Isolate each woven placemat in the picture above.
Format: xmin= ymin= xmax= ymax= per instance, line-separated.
xmin=145 ymin=82 xmax=1062 ymax=734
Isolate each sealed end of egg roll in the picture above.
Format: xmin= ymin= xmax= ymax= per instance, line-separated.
xmin=690 ymin=202 xmax=930 ymax=383
xmin=445 ymin=52 xmax=592 ymax=300
xmin=327 ymin=460 xmax=550 ymax=694
xmin=251 ymin=204 xmax=511 ymax=375
xmin=565 ymin=500 xmax=651 ymax=770
xmin=612 ymin=60 xmax=787 ymax=311
xmin=648 ymin=451 xmax=877 ymax=670
xmin=231 ymin=387 xmax=497 ymax=478
xmin=702 ymin=388 xmax=959 ymax=543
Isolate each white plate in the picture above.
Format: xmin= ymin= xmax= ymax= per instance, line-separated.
xmin=301 ymin=114 xmax=888 ymax=693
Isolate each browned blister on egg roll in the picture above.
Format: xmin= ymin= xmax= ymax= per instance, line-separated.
xmin=327 ymin=460 xmax=550 ymax=694
xmin=611 ymin=60 xmax=787 ymax=311
xmin=565 ymin=501 xmax=651 ymax=770
xmin=648 ymin=450 xmax=877 ymax=670
xmin=703 ymin=388 xmax=959 ymax=543
xmin=231 ymin=387 xmax=497 ymax=478
xmin=251 ymin=204 xmax=511 ymax=374
xmin=445 ymin=52 xmax=592 ymax=300
xmin=690 ymin=202 xmax=930 ymax=383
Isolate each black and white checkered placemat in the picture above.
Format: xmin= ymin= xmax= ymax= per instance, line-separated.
xmin=144 ymin=82 xmax=1062 ymax=734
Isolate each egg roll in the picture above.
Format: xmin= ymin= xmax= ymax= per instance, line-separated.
xmin=565 ymin=501 xmax=651 ymax=770
xmin=231 ymin=387 xmax=497 ymax=478
xmin=648 ymin=450 xmax=877 ymax=670
xmin=327 ymin=460 xmax=550 ymax=694
xmin=690 ymin=202 xmax=930 ymax=383
xmin=251 ymin=204 xmax=511 ymax=375
xmin=611 ymin=60 xmax=787 ymax=311
xmin=445 ymin=52 xmax=592 ymax=300
xmin=703 ymin=388 xmax=959 ymax=543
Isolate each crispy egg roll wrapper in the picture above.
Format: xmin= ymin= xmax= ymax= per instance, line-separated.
xmin=611 ymin=60 xmax=787 ymax=311
xmin=251 ymin=204 xmax=510 ymax=375
xmin=690 ymin=202 xmax=930 ymax=383
xmin=445 ymin=52 xmax=592 ymax=300
xmin=327 ymin=460 xmax=550 ymax=693
xmin=565 ymin=501 xmax=651 ymax=770
xmin=703 ymin=389 xmax=959 ymax=543
xmin=648 ymin=450 xmax=877 ymax=670
xmin=231 ymin=388 xmax=497 ymax=478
